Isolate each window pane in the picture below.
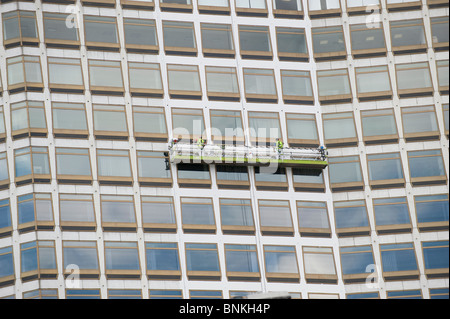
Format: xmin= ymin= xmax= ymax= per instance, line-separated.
xmin=239 ymin=26 xmax=271 ymax=52
xmin=0 ymin=247 xmax=14 ymax=278
xmin=182 ymin=198 xmax=215 ymax=225
xmin=225 ymin=245 xmax=259 ymax=273
xmin=44 ymin=13 xmax=79 ymax=41
xmin=402 ymin=106 xmax=439 ymax=135
xmin=63 ymin=242 xmax=99 ymax=270
xmin=97 ymin=150 xmax=131 ymax=178
xmin=142 ymin=197 xmax=176 ymax=224
xmin=259 ymin=201 xmax=292 ymax=228
xmin=367 ymin=153 xmax=404 ymax=181
xmin=104 ymin=242 xmax=140 ymax=270
xmin=146 ymin=243 xmax=180 ymax=271
xmin=281 ymin=70 xmax=313 ymax=97
xmin=303 ymin=247 xmax=336 ymax=275
xmin=328 ymin=156 xmax=363 ymax=184
xmin=89 ymin=60 xmax=123 ymax=88
xmin=101 ymin=197 xmax=136 ymax=223
xmin=243 ymin=69 xmax=277 ymax=95
xmin=423 ymin=241 xmax=449 ymax=270
xmin=201 ymin=23 xmax=234 ymax=51
xmin=390 ymin=19 xmax=426 ymax=47
xmin=396 ymin=62 xmax=432 ymax=91
xmin=334 ymin=201 xmax=369 ymax=228
xmin=312 ymin=27 xmax=346 ymax=54
xmin=186 ymin=244 xmax=220 ymax=272
xmin=415 ymin=195 xmax=449 ymax=224
xmin=408 ymin=150 xmax=445 ymax=178
xmin=205 ymin=67 xmax=239 ymax=94
xmin=168 ymin=65 xmax=201 ymax=92
xmin=297 ymin=202 xmax=329 ymax=229
xmin=129 ymin=63 xmax=162 ymax=91
xmin=123 ymin=19 xmax=157 ymax=46
xmin=137 ymin=152 xmax=171 ymax=179
xmin=84 ymin=16 xmax=118 ymax=44
xmin=52 ymin=103 xmax=88 ymax=132
xmin=323 ymin=113 xmax=357 ymax=140
xmin=220 ymin=199 xmax=254 ymax=227
xmin=317 ymin=69 xmax=351 ymax=96
xmin=264 ymin=246 xmax=298 ymax=274
xmin=56 ymin=148 xmax=91 ymax=176
xmin=21 ymin=242 xmax=38 ymax=273
xmin=362 ymin=109 xmax=398 ymax=137
xmin=356 ymin=66 xmax=391 ymax=93
xmin=351 ymin=24 xmax=385 ymax=50
xmin=60 ymin=195 xmax=95 ymax=223
xmin=380 ymin=243 xmax=418 ymax=272
xmin=93 ymin=105 xmax=127 ymax=133
xmin=340 ymin=246 xmax=374 ymax=275
xmin=163 ymin=21 xmax=196 ymax=49
xmin=373 ymin=198 xmax=411 ymax=225
xmin=0 ymin=200 xmax=12 ymax=230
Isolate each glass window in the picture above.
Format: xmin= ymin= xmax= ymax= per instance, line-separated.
xmin=0 ymin=246 xmax=14 ymax=285
xmin=235 ymin=0 xmax=268 ymax=16
xmin=280 ymin=70 xmax=314 ymax=104
xmin=239 ymin=25 xmax=272 ymax=60
xmin=88 ymin=60 xmax=124 ymax=94
xmin=104 ymin=242 xmax=140 ymax=278
xmin=361 ymin=108 xmax=398 ymax=144
xmin=101 ymin=195 xmax=136 ymax=231
xmin=387 ymin=289 xmax=423 ymax=299
xmin=264 ymin=245 xmax=299 ymax=282
xmin=63 ymin=241 xmax=99 ymax=276
xmin=81 ymin=0 xmax=116 ymax=6
xmin=380 ymin=243 xmax=419 ymax=280
xmin=59 ymin=194 xmax=96 ymax=231
xmin=210 ymin=110 xmax=244 ymax=144
xmin=2 ymin=11 xmax=38 ymax=48
xmin=84 ymin=16 xmax=119 ymax=51
xmin=297 ymin=201 xmax=331 ymax=237
xmin=55 ymin=148 xmax=92 ymax=184
xmin=52 ymin=102 xmax=88 ymax=139
xmin=43 ymin=12 xmax=79 ymax=48
xmin=190 ymin=290 xmax=223 ymax=299
xmin=225 ymin=244 xmax=260 ymax=281
xmin=185 ymin=243 xmax=221 ymax=280
xmin=201 ymin=23 xmax=234 ymax=58
xmin=302 ymin=246 xmax=337 ymax=284
xmin=286 ymin=113 xmax=319 ymax=147
xmin=258 ymin=200 xmax=293 ymax=235
xmin=407 ymin=150 xmax=447 ymax=186
xmin=48 ymin=57 xmax=84 ymax=93
xmin=141 ymin=196 xmax=176 ymax=232
xmin=108 ymin=290 xmax=142 ymax=299
xmin=93 ymin=104 xmax=128 ymax=140
xmin=177 ymin=163 xmax=211 ymax=188
xmin=181 ymin=197 xmax=216 ymax=233
xmin=128 ymin=62 xmax=163 ymax=98
xmin=422 ymin=241 xmax=449 ymax=278
xmin=205 ymin=67 xmax=239 ymax=101
xmin=23 ymin=289 xmax=58 ymax=300
xmin=390 ymin=19 xmax=427 ymax=54
xmin=415 ymin=194 xmax=449 ymax=231
xmin=395 ymin=62 xmax=433 ymax=98
xmin=430 ymin=288 xmax=449 ymax=299
xmin=347 ymin=0 xmax=380 ymax=13
xmin=198 ymin=0 xmax=231 ymax=14
xmin=312 ymin=26 xmax=346 ymax=61
xmin=350 ymin=23 xmax=386 ymax=58
xmin=328 ymin=156 xmax=364 ymax=192
xmin=317 ymin=69 xmax=352 ymax=104
xmin=120 ymin=0 xmax=155 ymax=10
xmin=334 ymin=200 xmax=370 ymax=237
xmin=401 ymin=105 xmax=440 ymax=141
xmin=172 ymin=108 xmax=205 ymax=140
xmin=137 ymin=151 xmax=172 ymax=187
xmin=367 ymin=153 xmax=405 ymax=189
xmin=66 ymin=289 xmax=101 ymax=299
xmin=133 ymin=106 xmax=168 ymax=142
xmin=322 ymin=112 xmax=358 ymax=148
xmin=160 ymin=0 xmax=193 ymax=12
xmin=14 ymin=146 xmax=51 ymax=185
xmin=10 ymin=101 xmax=47 ymax=140
xmin=308 ymin=0 xmax=341 ymax=12
xmin=149 ymin=290 xmax=183 ymax=299
xmin=219 ymin=199 xmax=254 ymax=234
xmin=355 ymin=65 xmax=392 ymax=101
xmin=346 ymin=292 xmax=380 ymax=299
xmin=17 ymin=193 xmax=54 ymax=232
xmin=167 ymin=64 xmax=202 ymax=99
xmin=248 ymin=111 xmax=281 ymax=145
xmin=340 ymin=246 xmax=375 ymax=283
xmin=123 ymin=18 xmax=158 ymax=53
xmin=243 ymin=68 xmax=278 ymax=103
xmin=444 ymin=104 xmax=449 ymax=136
xmin=7 ymin=56 xmax=43 ymax=93
xmin=0 ymin=106 xmax=5 ymax=143
xmin=437 ymin=60 xmax=449 ymax=93
xmin=96 ymin=149 xmax=132 ymax=185
xmin=0 ymin=152 xmax=8 ymax=189
xmin=0 ymin=199 xmax=12 ymax=236
xmin=430 ymin=17 xmax=449 ymax=51
xmin=373 ymin=197 xmax=411 ymax=234
xmin=216 ymin=166 xmax=250 ymax=189
xmin=273 ymin=0 xmax=303 ymax=18
xmin=386 ymin=0 xmax=423 ymax=12
xmin=162 ymin=21 xmax=197 ymax=56
xmin=20 ymin=241 xmax=57 ymax=280
xmin=254 ymin=167 xmax=288 ymax=191
xmin=275 ymin=27 xmax=308 ymax=61
xmin=145 ymin=242 xmax=181 ymax=279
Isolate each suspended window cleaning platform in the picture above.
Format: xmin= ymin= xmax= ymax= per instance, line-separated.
xmin=168 ymin=142 xmax=328 ymax=169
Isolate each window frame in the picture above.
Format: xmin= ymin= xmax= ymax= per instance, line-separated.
xmin=6 ymin=55 xmax=44 ymax=94
xmin=367 ymin=152 xmax=405 ymax=189
xmin=0 ymin=246 xmax=15 ymax=287
xmin=322 ymin=112 xmax=359 ymax=148
xmin=43 ymin=12 xmax=80 ymax=49
xmin=162 ymin=20 xmax=197 ymax=56
xmin=280 ymin=70 xmax=314 ymax=105
xmin=360 ymin=108 xmax=399 ymax=145
xmin=205 ymin=66 xmax=240 ymax=101
xmin=198 ymin=0 xmax=231 ymax=15
xmin=47 ymin=57 xmax=84 ymax=94
xmin=132 ymin=106 xmax=168 ymax=142
xmin=181 ymin=197 xmax=216 ymax=234
xmin=328 ymin=155 xmax=365 ymax=192
xmin=123 ymin=18 xmax=159 ymax=54
xmin=379 ymin=242 xmax=420 ymax=281
xmin=285 ymin=113 xmax=320 ymax=148
xmin=333 ymin=200 xmax=371 ymax=237
xmin=311 ymin=26 xmax=347 ymax=62
xmin=224 ymin=244 xmax=261 ymax=282
xmin=386 ymin=0 xmax=423 ymax=12
xmin=238 ymin=25 xmax=273 ymax=60
xmin=349 ymin=23 xmax=387 ymax=58
xmin=81 ymin=0 xmax=117 ymax=7
xmin=219 ymin=198 xmax=255 ymax=235
xmin=444 ymin=104 xmax=449 ymax=138
xmin=200 ymin=23 xmax=235 ymax=58
xmin=55 ymin=147 xmax=93 ymax=185
xmin=2 ymin=10 xmax=39 ymax=48
xmin=389 ymin=19 xmax=428 ymax=55
xmin=272 ymin=0 xmax=304 ymax=19
xmin=263 ymin=245 xmax=300 ymax=283
xmin=145 ymin=242 xmax=181 ymax=280
xmin=407 ymin=149 xmax=448 ymax=186
xmin=103 ymin=241 xmax=141 ymax=279
xmin=20 ymin=240 xmax=58 ymax=281
xmin=92 ymin=104 xmax=129 ymax=140
xmin=216 ymin=165 xmax=250 ymax=190
xmin=339 ymin=245 xmax=376 ymax=284
xmin=14 ymin=146 xmax=51 ymax=186
xmin=401 ymin=105 xmax=440 ymax=142
xmin=120 ymin=0 xmax=155 ymax=10
xmin=160 ymin=0 xmax=193 ymax=12
xmin=0 ymin=153 xmax=10 ymax=191
xmin=137 ymin=151 xmax=172 ymax=187
xmin=88 ymin=59 xmax=125 ymax=95
xmin=185 ymin=243 xmax=221 ymax=281
xmin=167 ymin=64 xmax=202 ymax=99
xmin=316 ymin=68 xmax=353 ymax=104
xmin=372 ymin=197 xmax=412 ymax=234
xmin=177 ymin=163 xmax=212 ymax=188
xmin=436 ymin=60 xmax=449 ymax=95
xmin=307 ymin=0 xmax=342 ymax=19
xmin=243 ymin=68 xmax=278 ymax=103
xmin=171 ymin=107 xmax=206 ymax=142
xmin=355 ymin=65 xmax=393 ymax=102
xmin=209 ymin=109 xmax=245 ymax=145
xmin=100 ymin=195 xmax=137 ymax=232
xmin=275 ymin=27 xmax=309 ymax=62
xmin=302 ymin=246 xmax=338 ymax=284
xmin=414 ymin=194 xmax=449 ymax=232
xmin=128 ymin=62 xmax=163 ymax=97
xmin=421 ymin=241 xmax=449 ymax=279
xmin=141 ymin=196 xmax=177 ymax=233
xmin=10 ymin=100 xmax=47 ymax=140
xmin=234 ymin=0 xmax=269 ymax=17
xmin=395 ymin=62 xmax=434 ymax=98
xmin=258 ymin=199 xmax=294 ymax=236
xmin=346 ymin=0 xmax=381 ymax=16
xmin=296 ymin=201 xmax=331 ymax=238
xmin=292 ymin=167 xmax=325 ymax=193
xmin=16 ymin=193 xmax=54 ymax=233
xmin=83 ymin=15 xmax=120 ymax=52
xmin=430 ymin=16 xmax=449 ymax=52
xmin=52 ymin=102 xmax=89 ymax=139
xmin=248 ymin=111 xmax=282 ymax=146
xmin=254 ymin=167 xmax=289 ymax=191
xmin=96 ymin=149 xmax=133 ymax=186
xmin=59 ymin=194 xmax=97 ymax=231
xmin=62 ymin=241 xmax=100 ymax=279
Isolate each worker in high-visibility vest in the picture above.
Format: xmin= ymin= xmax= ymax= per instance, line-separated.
xmin=197 ymin=137 xmax=206 ymax=150
xmin=276 ymin=138 xmax=284 ymax=156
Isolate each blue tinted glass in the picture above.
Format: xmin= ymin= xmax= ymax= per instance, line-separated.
xmin=226 ymin=250 xmax=259 ymax=273
xmin=0 ymin=247 xmax=14 ymax=278
xmin=186 ymin=249 xmax=219 ymax=272
xmin=416 ymin=200 xmax=449 ymax=223
xmin=21 ymin=245 xmax=38 ymax=273
xmin=423 ymin=246 xmax=449 ymax=270
xmin=15 ymin=153 xmax=32 ymax=177
xmin=341 ymin=251 xmax=374 ymax=275
xmin=63 ymin=247 xmax=98 ymax=270
xmin=105 ymin=248 xmax=140 ymax=270
xmin=147 ymin=247 xmax=180 ymax=271
xmin=0 ymin=201 xmax=11 ymax=229
xmin=18 ymin=199 xmax=35 ymax=224
xmin=335 ymin=206 xmax=369 ymax=228
xmin=369 ymin=158 xmax=404 ymax=181
xmin=374 ymin=203 xmax=410 ymax=225
xmin=347 ymin=292 xmax=379 ymax=299
xmin=381 ymin=249 xmax=418 ymax=272
xmin=409 ymin=155 xmax=445 ymax=178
